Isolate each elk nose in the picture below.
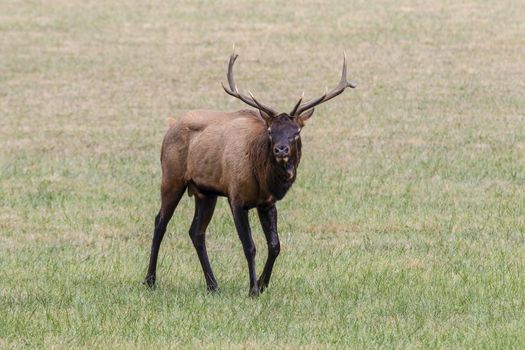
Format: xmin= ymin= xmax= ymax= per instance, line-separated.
xmin=273 ymin=144 xmax=290 ymax=157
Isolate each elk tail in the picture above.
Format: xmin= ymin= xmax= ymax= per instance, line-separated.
xmin=166 ymin=117 xmax=177 ymax=129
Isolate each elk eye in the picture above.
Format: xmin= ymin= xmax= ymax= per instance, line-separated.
xmin=289 ymin=134 xmax=299 ymax=142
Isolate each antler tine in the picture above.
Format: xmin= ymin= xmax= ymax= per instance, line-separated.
xmin=226 ymin=48 xmax=239 ymax=93
xmin=248 ymin=90 xmax=272 ymax=113
xmin=293 ymin=52 xmax=356 ymax=116
xmin=341 ymin=51 xmax=357 ymax=89
xmin=222 ymin=50 xmax=278 ymax=117
xmin=289 ymin=91 xmax=305 ymax=116
xmin=294 ymin=93 xmax=327 ymax=116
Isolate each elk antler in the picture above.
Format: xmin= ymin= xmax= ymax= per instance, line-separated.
xmin=222 ymin=47 xmax=279 ymax=117
xmin=291 ymin=52 xmax=356 ymax=116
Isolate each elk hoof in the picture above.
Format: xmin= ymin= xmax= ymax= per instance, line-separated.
xmin=206 ymin=284 xmax=219 ymax=294
xmin=143 ymin=275 xmax=156 ymax=289
xmin=258 ymin=284 xmax=267 ymax=294
xmin=249 ymin=287 xmax=260 ymax=298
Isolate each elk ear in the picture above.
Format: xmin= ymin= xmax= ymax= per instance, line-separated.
xmin=259 ymin=110 xmax=273 ymax=125
xmin=297 ymin=108 xmax=315 ymax=127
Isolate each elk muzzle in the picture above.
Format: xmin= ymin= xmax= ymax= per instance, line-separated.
xmin=273 ymin=144 xmax=290 ymax=160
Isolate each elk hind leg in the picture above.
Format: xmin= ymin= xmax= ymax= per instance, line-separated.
xmin=144 ymin=182 xmax=186 ymax=288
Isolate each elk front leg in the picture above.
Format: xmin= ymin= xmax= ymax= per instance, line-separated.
xmin=189 ymin=195 xmax=219 ymax=292
xmin=256 ymin=204 xmax=280 ymax=293
xmin=230 ymin=203 xmax=259 ymax=297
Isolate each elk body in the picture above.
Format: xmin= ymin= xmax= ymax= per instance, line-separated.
xmin=144 ymin=50 xmax=356 ymax=296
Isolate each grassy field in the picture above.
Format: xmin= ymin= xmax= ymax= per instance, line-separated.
xmin=1 ymin=0 xmax=525 ymax=348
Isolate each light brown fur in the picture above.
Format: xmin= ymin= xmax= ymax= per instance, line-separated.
xmin=161 ymin=109 xmax=273 ymax=208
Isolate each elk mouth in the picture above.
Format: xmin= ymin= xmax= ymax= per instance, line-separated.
xmin=275 ymin=156 xmax=289 ymax=163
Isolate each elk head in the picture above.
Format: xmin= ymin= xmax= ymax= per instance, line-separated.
xmin=222 ymin=48 xmax=356 ymax=164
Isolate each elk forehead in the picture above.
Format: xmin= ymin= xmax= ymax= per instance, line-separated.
xmin=267 ymin=115 xmax=301 ymax=136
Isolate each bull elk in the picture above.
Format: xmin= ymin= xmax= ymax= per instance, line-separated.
xmin=144 ymin=49 xmax=356 ymax=296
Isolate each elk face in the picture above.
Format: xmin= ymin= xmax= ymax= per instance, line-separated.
xmin=267 ymin=114 xmax=307 ymax=163
xmin=268 ymin=114 xmax=298 ymax=162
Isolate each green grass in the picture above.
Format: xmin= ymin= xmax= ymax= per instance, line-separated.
xmin=1 ymin=0 xmax=525 ymax=348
